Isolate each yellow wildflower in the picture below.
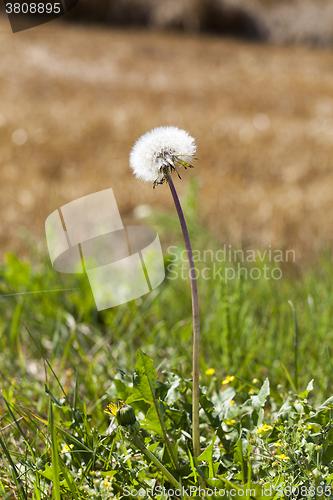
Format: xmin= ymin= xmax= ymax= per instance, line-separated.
xmin=274 ymin=440 xmax=283 ymax=447
xmin=256 ymin=424 xmax=273 ymax=434
xmin=104 ymin=400 xmax=125 ymax=416
xmin=205 ymin=368 xmax=215 ymax=376
xmin=252 ymin=378 xmax=259 ymax=384
xmin=276 ymin=454 xmax=290 ymax=460
xmin=61 ymin=444 xmax=74 ymax=453
xmin=249 ymin=388 xmax=255 ymax=394
xmin=226 ymin=419 xmax=236 ymax=425
xmin=222 ymin=375 xmax=235 ymax=385
xmin=229 ymin=400 xmax=235 ymax=405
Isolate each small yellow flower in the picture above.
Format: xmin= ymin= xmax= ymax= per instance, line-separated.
xmin=327 ymin=404 xmax=333 ymax=410
xmin=222 ymin=375 xmax=235 ymax=385
xmin=256 ymin=424 xmax=273 ymax=434
xmin=205 ymin=368 xmax=215 ymax=376
xmin=226 ymin=419 xmax=236 ymax=425
xmin=276 ymin=454 xmax=290 ymax=460
xmin=104 ymin=400 xmax=125 ymax=416
xmin=306 ymin=425 xmax=312 ymax=430
xmin=252 ymin=378 xmax=259 ymax=384
xmin=274 ymin=440 xmax=283 ymax=447
xmin=315 ymin=444 xmax=323 ymax=451
xmin=249 ymin=388 xmax=255 ymax=394
xmin=90 ymin=471 xmax=96 ymax=476
xmin=61 ymin=444 xmax=74 ymax=453
xmin=229 ymin=400 xmax=235 ymax=405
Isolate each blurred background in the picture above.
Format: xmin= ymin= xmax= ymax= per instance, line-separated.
xmin=1 ymin=0 xmax=333 ymax=261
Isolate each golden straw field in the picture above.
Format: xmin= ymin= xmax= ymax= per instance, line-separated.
xmin=1 ymin=16 xmax=333 ymax=261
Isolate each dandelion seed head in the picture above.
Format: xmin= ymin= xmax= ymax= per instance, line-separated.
xmin=130 ymin=126 xmax=196 ymax=186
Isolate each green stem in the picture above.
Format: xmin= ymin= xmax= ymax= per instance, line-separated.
xmin=288 ymin=300 xmax=298 ymax=393
xmin=131 ymin=433 xmax=182 ymax=490
xmin=165 ymin=172 xmax=201 ymax=459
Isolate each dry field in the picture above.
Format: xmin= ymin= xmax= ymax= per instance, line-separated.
xmin=1 ymin=16 xmax=333 ymax=263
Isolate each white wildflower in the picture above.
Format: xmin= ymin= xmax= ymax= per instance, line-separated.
xmin=130 ymin=126 xmax=196 ymax=187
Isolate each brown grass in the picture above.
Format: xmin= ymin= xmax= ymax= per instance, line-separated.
xmin=0 ymin=17 xmax=333 ymax=261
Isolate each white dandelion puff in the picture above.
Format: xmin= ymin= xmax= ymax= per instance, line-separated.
xmin=130 ymin=126 xmax=197 ymax=187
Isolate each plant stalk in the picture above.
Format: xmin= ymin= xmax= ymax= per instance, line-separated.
xmin=165 ymin=172 xmax=201 ymax=460
xmin=288 ymin=300 xmax=298 ymax=393
xmin=131 ymin=433 xmax=182 ymax=490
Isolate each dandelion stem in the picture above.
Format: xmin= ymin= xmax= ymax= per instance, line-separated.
xmin=165 ymin=171 xmax=201 ymax=460
xmin=131 ymin=433 xmax=182 ymax=491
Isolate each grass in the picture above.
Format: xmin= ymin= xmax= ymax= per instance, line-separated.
xmin=1 ymin=186 xmax=333 ymax=498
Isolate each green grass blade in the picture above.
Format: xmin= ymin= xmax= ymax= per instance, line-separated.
xmin=0 ymin=434 xmax=28 ymax=500
xmin=49 ymin=401 xmax=61 ymax=500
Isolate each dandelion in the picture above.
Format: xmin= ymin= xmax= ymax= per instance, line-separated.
xmin=222 ymin=375 xmax=235 ymax=385
xmin=104 ymin=401 xmax=138 ymax=427
xmin=104 ymin=402 xmax=118 ymax=416
xmin=104 ymin=400 xmax=125 ymax=417
xmin=205 ymin=368 xmax=215 ymax=376
xmin=130 ymin=127 xmax=202 ymax=471
xmin=130 ymin=126 xmax=196 ymax=187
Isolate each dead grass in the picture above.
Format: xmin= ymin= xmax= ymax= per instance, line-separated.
xmin=0 ymin=18 xmax=333 ymax=262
